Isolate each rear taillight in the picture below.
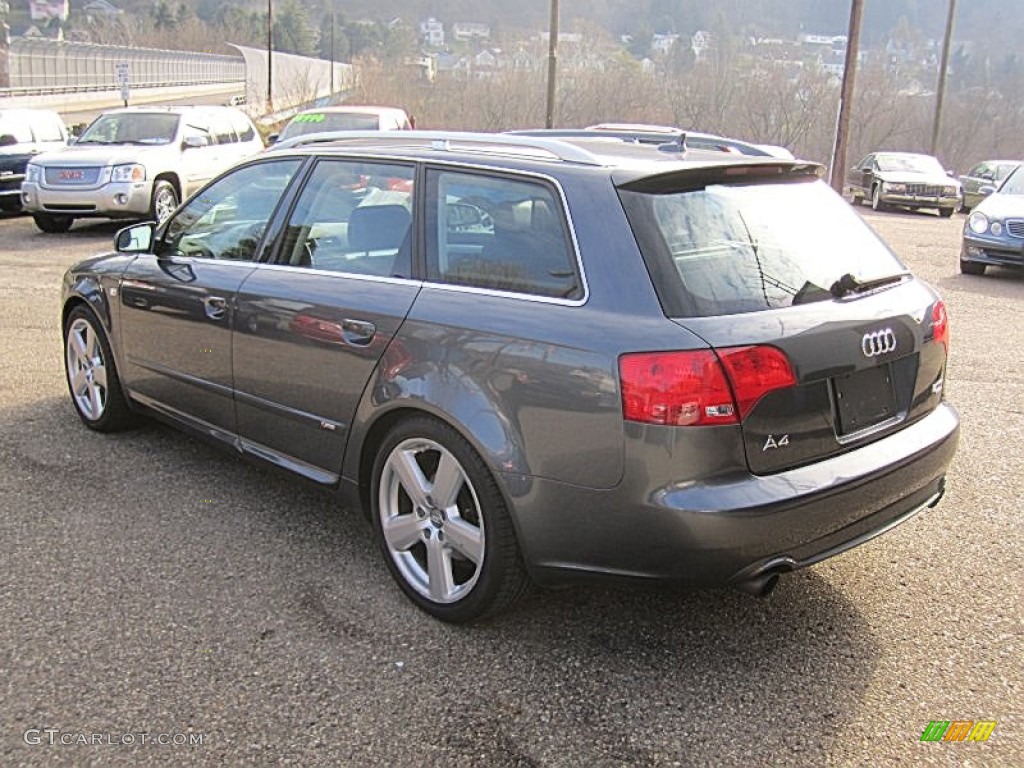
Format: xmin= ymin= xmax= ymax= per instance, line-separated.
xmin=717 ymin=346 xmax=797 ymax=419
xmin=619 ymin=346 xmax=796 ymax=426
xmin=931 ymin=300 xmax=949 ymax=354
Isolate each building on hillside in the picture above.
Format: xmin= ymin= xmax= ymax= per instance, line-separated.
xmin=691 ymin=30 xmax=712 ymax=60
xmin=651 ymin=33 xmax=680 ymax=55
xmin=452 ymin=23 xmax=490 ymax=43
xmin=419 ymin=17 xmax=444 ymax=48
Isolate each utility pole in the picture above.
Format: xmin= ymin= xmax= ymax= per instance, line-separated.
xmin=545 ymin=0 xmax=559 ymax=128
xmin=266 ymin=0 xmax=273 ymax=112
xmin=931 ymin=0 xmax=957 ymax=156
xmin=830 ymin=0 xmax=864 ymax=193
xmin=330 ymin=8 xmax=335 ymax=94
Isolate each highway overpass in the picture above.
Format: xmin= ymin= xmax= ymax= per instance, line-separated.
xmin=0 ymin=39 xmax=354 ymax=125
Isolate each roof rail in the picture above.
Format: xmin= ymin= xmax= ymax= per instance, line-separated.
xmin=269 ymin=130 xmax=608 ymax=166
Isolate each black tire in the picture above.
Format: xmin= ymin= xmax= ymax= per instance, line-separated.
xmin=33 ymin=213 xmax=74 ymax=233
xmin=870 ymin=185 xmax=887 ymax=212
xmin=939 ymin=207 xmax=955 ymax=218
xmin=150 ymin=180 xmax=179 ymax=224
xmin=63 ymin=305 xmax=136 ymax=432
xmin=0 ymin=197 xmax=21 ymax=212
xmin=371 ymin=416 xmax=530 ymax=623
xmin=959 ymin=259 xmax=986 ymax=276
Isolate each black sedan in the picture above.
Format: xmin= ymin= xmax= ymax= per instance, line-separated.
xmin=845 ymin=151 xmax=961 ymax=217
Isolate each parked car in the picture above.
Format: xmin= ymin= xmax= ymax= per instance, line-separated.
xmin=269 ymin=106 xmax=413 ymax=145
xmin=960 ymin=163 xmax=1024 ymax=276
xmin=845 ymin=152 xmax=961 ymax=217
xmin=61 ymin=131 xmax=958 ymax=622
xmin=0 ymin=108 xmax=69 ymax=212
xmin=958 ymin=159 xmax=1021 ymax=212
xmin=21 ymin=106 xmax=263 ymax=233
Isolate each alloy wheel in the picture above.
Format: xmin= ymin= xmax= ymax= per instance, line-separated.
xmin=377 ymin=438 xmax=486 ymax=604
xmin=66 ymin=317 xmax=109 ymax=421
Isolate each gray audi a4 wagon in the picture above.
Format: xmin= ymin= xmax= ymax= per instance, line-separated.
xmin=61 ymin=132 xmax=959 ymax=622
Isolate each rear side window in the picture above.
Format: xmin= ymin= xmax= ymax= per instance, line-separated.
xmin=425 ymin=170 xmax=582 ymax=300
xmin=276 ymin=159 xmax=414 ymax=277
xmin=619 ymin=178 xmax=905 ymax=317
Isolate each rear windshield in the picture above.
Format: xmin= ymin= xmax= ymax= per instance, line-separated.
xmin=619 ymin=178 xmax=906 ymax=317
xmin=281 ymin=112 xmax=381 ymax=139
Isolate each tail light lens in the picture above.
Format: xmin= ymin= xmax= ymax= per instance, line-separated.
xmin=620 ymin=346 xmax=796 ymax=426
xmin=931 ymin=300 xmax=949 ymax=354
xmin=717 ymin=346 xmax=797 ymax=419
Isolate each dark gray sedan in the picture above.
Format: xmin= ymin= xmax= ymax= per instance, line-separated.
xmin=61 ymin=132 xmax=959 ymax=622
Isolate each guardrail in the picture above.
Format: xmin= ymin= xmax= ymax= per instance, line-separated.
xmin=3 ymin=38 xmax=245 ymax=94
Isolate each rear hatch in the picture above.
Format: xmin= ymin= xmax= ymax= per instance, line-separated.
xmin=617 ymin=163 xmax=949 ymax=474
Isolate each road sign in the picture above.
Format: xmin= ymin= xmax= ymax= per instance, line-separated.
xmin=115 ymin=62 xmax=130 ymax=105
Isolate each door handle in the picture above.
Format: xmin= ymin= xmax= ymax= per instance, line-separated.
xmin=341 ymin=318 xmax=376 ymax=346
xmin=203 ymin=296 xmax=229 ymax=320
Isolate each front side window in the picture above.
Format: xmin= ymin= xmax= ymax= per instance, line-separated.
xmin=619 ymin=178 xmax=906 ymax=317
xmin=425 ymin=170 xmax=582 ymax=299
xmin=159 ymin=159 xmax=302 ymax=261
xmin=276 ymin=159 xmax=414 ymax=277
xmin=76 ymin=113 xmax=180 ymax=145
xmin=32 ymin=115 xmax=65 ymax=142
xmin=209 ymin=114 xmax=237 ymax=145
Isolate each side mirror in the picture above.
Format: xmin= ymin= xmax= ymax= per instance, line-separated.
xmin=267 ymin=133 xmax=280 ymax=144
xmin=115 ymin=222 xmax=155 ymax=253
xmin=979 ymin=185 xmax=997 ymax=197
xmin=946 ymin=170 xmax=955 ymax=178
xmin=183 ymin=135 xmax=210 ymax=149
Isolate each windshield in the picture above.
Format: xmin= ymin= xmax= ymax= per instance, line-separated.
xmin=876 ymin=154 xmax=944 ymax=174
xmin=280 ymin=112 xmax=382 ymax=139
xmin=77 ymin=113 xmax=180 ymax=145
xmin=619 ymin=178 xmax=906 ymax=317
xmin=1000 ymin=166 xmax=1024 ymax=196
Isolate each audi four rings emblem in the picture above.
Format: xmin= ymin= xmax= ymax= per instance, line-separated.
xmin=862 ymin=328 xmax=897 ymax=357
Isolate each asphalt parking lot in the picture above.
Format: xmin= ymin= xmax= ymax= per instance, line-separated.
xmin=0 ymin=207 xmax=1020 ymax=767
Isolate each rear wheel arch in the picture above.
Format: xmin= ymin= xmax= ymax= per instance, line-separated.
xmin=356 ymin=406 xmax=517 ymax=521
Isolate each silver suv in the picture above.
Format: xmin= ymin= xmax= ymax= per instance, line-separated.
xmin=22 ymin=106 xmax=263 ymax=233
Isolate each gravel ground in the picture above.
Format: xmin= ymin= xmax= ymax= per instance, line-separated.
xmin=0 ymin=207 xmax=1020 ymax=767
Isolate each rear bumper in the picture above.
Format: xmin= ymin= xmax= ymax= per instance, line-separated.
xmin=509 ymin=402 xmax=959 ymax=587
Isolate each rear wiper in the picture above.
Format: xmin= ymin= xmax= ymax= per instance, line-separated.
xmin=829 ymin=272 xmax=910 ymax=298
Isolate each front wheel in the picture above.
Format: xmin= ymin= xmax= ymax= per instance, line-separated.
xmin=64 ymin=305 xmax=135 ymax=431
xmin=871 ymin=185 xmax=887 ymax=212
xmin=33 ymin=213 xmax=74 ymax=233
xmin=150 ymin=180 xmax=179 ymax=224
xmin=939 ymin=207 xmax=955 ymax=218
xmin=371 ymin=416 xmax=530 ymax=623
xmin=959 ymin=259 xmax=986 ymax=276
